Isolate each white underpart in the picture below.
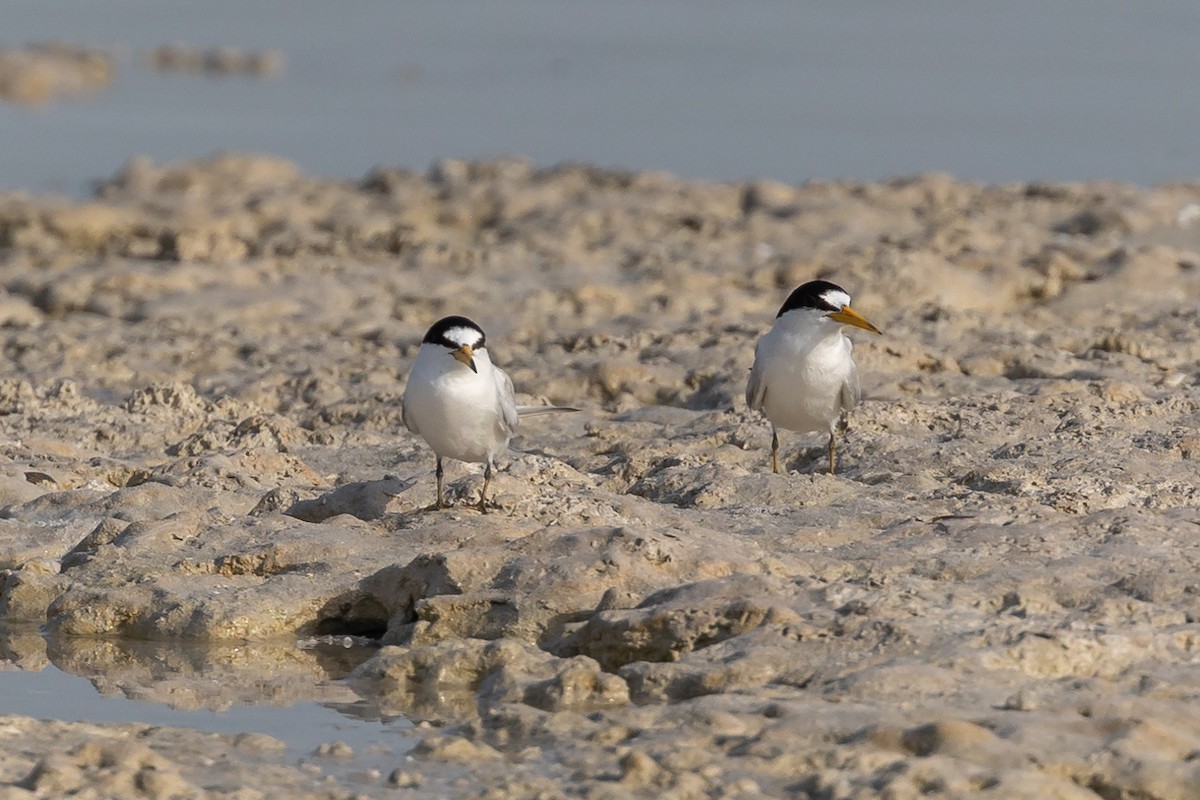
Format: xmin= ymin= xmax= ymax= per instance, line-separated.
xmin=402 ymin=343 xmax=517 ymax=464
xmin=747 ymin=308 xmax=860 ymax=435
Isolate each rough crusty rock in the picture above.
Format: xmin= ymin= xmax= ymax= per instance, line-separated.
xmin=352 ymin=638 xmax=628 ymax=718
xmin=0 ymin=714 xmax=375 ymax=799
xmin=1 ymin=156 xmax=1200 ymax=797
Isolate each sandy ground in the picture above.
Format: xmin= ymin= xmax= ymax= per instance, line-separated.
xmin=0 ymin=155 xmax=1199 ymax=798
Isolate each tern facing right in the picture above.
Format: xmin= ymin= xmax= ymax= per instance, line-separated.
xmin=746 ymin=280 xmax=882 ymax=475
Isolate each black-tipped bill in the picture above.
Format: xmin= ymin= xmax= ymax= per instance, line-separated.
xmin=452 ymin=344 xmax=478 ymax=372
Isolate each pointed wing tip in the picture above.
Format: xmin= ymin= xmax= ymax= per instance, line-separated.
xmin=515 ymin=405 xmax=580 ymax=417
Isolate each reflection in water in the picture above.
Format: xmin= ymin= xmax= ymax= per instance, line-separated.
xmin=41 ymin=632 xmax=377 ymax=711
xmin=2 ymin=624 xmax=497 ymax=736
xmin=0 ymin=626 xmax=425 ymax=769
xmin=0 ymin=624 xmax=49 ymax=671
xmin=2 ymin=626 xmax=408 ymax=721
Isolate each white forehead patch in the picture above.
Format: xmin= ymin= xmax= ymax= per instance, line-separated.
xmin=821 ymin=289 xmax=851 ymax=309
xmin=443 ymin=326 xmax=484 ymax=348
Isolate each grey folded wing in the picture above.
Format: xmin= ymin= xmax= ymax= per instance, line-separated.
xmin=401 ymin=395 xmax=419 ymax=435
xmin=839 ymin=362 xmax=862 ymax=414
xmin=745 ymin=346 xmax=767 ymax=411
xmin=494 ymin=367 xmax=520 ymax=435
xmin=515 ymin=405 xmax=579 ymax=416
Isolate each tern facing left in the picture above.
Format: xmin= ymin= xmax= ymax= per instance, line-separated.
xmin=746 ymin=280 xmax=882 ymax=475
xmin=402 ymin=315 xmax=574 ymax=512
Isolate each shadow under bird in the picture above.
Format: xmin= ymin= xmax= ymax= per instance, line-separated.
xmin=746 ymin=279 xmax=882 ymax=474
xmin=401 ymin=315 xmax=576 ymax=512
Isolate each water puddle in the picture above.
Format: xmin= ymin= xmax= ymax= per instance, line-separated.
xmin=0 ymin=628 xmax=419 ymax=778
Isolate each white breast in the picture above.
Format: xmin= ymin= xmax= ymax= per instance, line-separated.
xmin=756 ymin=323 xmax=856 ymax=435
xmin=403 ymin=346 xmax=511 ymax=463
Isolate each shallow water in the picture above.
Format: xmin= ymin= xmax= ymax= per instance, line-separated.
xmin=0 ymin=631 xmax=417 ymax=775
xmin=2 ymin=1 xmax=1200 ymax=192
xmin=0 ymin=667 xmax=411 ymax=754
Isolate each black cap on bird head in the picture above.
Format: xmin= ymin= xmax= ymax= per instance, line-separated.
xmin=776 ymin=280 xmax=881 ymax=334
xmin=422 ymin=315 xmax=487 ymax=372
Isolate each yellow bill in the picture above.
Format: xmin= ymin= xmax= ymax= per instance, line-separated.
xmin=828 ymin=305 xmax=882 ymax=335
xmin=452 ymin=344 xmax=477 ymax=372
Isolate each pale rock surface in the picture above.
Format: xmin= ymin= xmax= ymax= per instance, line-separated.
xmin=0 ymin=156 xmax=1198 ymax=797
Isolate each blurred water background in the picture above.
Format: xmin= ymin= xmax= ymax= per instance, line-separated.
xmin=2 ymin=0 xmax=1199 ymax=193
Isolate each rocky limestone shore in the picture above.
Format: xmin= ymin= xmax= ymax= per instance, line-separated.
xmin=0 ymin=155 xmax=1199 ymax=798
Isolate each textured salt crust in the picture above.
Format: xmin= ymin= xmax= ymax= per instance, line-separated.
xmin=0 ymin=155 xmax=1199 ymax=797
